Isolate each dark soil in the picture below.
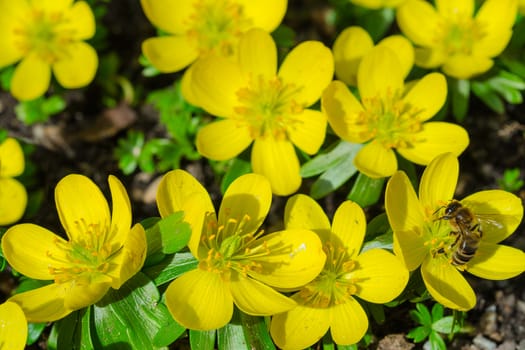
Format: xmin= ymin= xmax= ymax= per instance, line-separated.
xmin=1 ymin=0 xmax=524 ymax=349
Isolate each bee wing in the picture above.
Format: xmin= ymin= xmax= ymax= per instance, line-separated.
xmin=476 ymin=214 xmax=506 ymax=242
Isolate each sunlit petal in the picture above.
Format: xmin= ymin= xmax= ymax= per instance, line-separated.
xmin=354 ymin=141 xmax=397 ymax=178
xmin=333 ymin=26 xmax=373 ymax=86
xmin=397 ymin=0 xmax=442 ymax=47
xmin=330 ymin=297 xmax=368 ymax=345
xmin=386 ymin=171 xmax=426 ymax=232
xmin=442 ymin=54 xmax=493 ymax=80
xmin=284 ymin=194 xmax=331 ymax=242
xmin=0 ymin=138 xmax=24 ymax=177
xmin=435 ymin=0 xmax=474 ymax=18
xmin=230 ymin=273 xmax=296 ymax=315
xmin=240 ymin=0 xmax=287 ymax=31
xmin=196 ymin=119 xmax=253 ymax=160
xmin=288 ymin=109 xmax=326 ymax=154
xmin=378 ymin=35 xmax=414 ymax=79
xmin=140 ymin=0 xmax=194 ymax=34
xmin=421 ymin=256 xmax=476 ymax=310
xmin=165 ymin=269 xmax=233 ymax=330
xmin=331 ymin=201 xmax=366 ymax=256
xmin=142 ymin=36 xmax=198 ymax=73
xmin=402 ymin=73 xmax=446 ymax=122
xmin=0 ymin=178 xmax=27 ymax=226
xmin=353 ymin=249 xmax=409 ymax=303
xmin=108 ymin=175 xmax=131 ymax=245
xmin=468 ymin=243 xmax=525 ymax=280
xmin=11 ymin=54 xmax=51 ymax=101
xmin=53 ymin=42 xmax=98 ymax=88
xmin=251 ymin=137 xmax=301 ymax=196
xmin=9 ymin=284 xmax=71 ymax=323
xmin=238 ymin=28 xmax=276 ymax=78
xmin=474 ymin=0 xmax=517 ymax=57
xmin=358 ymin=46 xmax=404 ymax=101
xmin=0 ymin=301 xmax=27 ymax=350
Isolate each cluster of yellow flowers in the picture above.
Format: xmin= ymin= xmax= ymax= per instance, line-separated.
xmin=1 ymin=0 xmax=524 ymax=349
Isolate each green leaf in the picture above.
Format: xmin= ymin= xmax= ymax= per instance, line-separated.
xmin=413 ymin=303 xmax=432 ymax=326
xmin=114 ymin=130 xmax=144 ymax=175
xmin=152 ymin=308 xmax=186 ymax=347
xmin=347 ymin=172 xmax=385 ymax=207
xmin=310 ymin=153 xmax=358 ymax=199
xmin=429 ymin=331 xmax=447 ymax=350
xmin=143 ymin=252 xmax=199 ymax=286
xmin=217 ymin=309 xmax=247 ymax=350
xmin=157 ymin=212 xmax=191 ymax=254
xmin=406 ymin=326 xmax=429 ymax=343
xmin=364 ymin=213 xmax=390 ymax=241
xmin=190 ymin=329 xmax=216 ymax=350
xmin=448 ymin=78 xmax=470 ymax=122
xmin=486 ymin=70 xmax=525 ymax=104
xmin=471 ymin=80 xmax=505 ymax=114
xmin=47 ymin=308 xmax=93 ymax=350
xmin=92 ymin=273 xmax=173 ymax=349
xmin=431 ymin=303 xmax=444 ymax=322
xmin=27 ymin=322 xmax=47 ymax=346
xmin=361 ymin=231 xmax=393 ymax=253
xmin=221 ymin=157 xmax=252 ymax=194
xmin=322 ymin=330 xmax=335 ymax=350
xmin=337 ymin=345 xmax=358 ymax=350
xmin=301 ymin=141 xmax=361 ymax=177
xmin=432 ymin=316 xmax=458 ymax=334
xmin=239 ymin=313 xmax=275 ymax=350
xmin=42 ymin=95 xmax=67 ymax=115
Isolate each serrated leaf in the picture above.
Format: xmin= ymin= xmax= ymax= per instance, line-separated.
xmin=431 ymin=303 xmax=444 ymax=322
xmin=47 ymin=308 xmax=93 ymax=350
xmin=429 ymin=331 xmax=447 ymax=350
xmin=190 ymin=329 xmax=216 ymax=350
xmin=143 ymin=252 xmax=199 ymax=286
xmin=157 ymin=212 xmax=191 ymax=254
xmin=301 ymin=141 xmax=361 ymax=177
xmin=347 ymin=172 xmax=385 ymax=207
xmin=92 ymin=273 xmax=172 ymax=349
xmin=406 ymin=326 xmax=429 ymax=343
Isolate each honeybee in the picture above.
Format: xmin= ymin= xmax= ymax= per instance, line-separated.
xmin=437 ymin=200 xmax=482 ymax=266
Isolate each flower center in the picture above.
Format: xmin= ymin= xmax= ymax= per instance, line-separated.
xmin=13 ymin=9 xmax=76 ymax=64
xmin=198 ymin=213 xmax=272 ymax=281
xmin=359 ymin=89 xmax=424 ymax=149
xmin=297 ymin=241 xmax=360 ymax=308
xmin=186 ymin=0 xmax=252 ymax=57
xmin=234 ymin=76 xmax=304 ymax=140
xmin=436 ymin=17 xmax=485 ymax=56
xmin=47 ymin=219 xmax=120 ymax=283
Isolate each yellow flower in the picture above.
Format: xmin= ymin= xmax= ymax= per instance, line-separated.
xmin=520 ymin=0 xmax=525 ymax=14
xmin=190 ymin=28 xmax=334 ymax=195
xmin=156 ymin=170 xmax=326 ymax=330
xmin=0 ymin=301 xmax=27 ymax=350
xmin=385 ymin=153 xmax=525 ymax=310
xmin=0 ymin=138 xmax=27 ymax=226
xmin=2 ymin=174 xmax=147 ymax=322
xmin=350 ymin=0 xmax=406 ymax=9
xmin=141 ymin=0 xmax=286 ymax=103
xmin=333 ymin=26 xmax=414 ymax=86
xmin=322 ymin=46 xmax=469 ymax=178
xmin=397 ymin=0 xmax=518 ymax=79
xmin=0 ymin=0 xmax=98 ymax=101
xmin=270 ymin=195 xmax=408 ymax=349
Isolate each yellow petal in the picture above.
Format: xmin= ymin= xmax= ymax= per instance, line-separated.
xmin=191 ymin=55 xmax=245 ymax=118
xmin=140 ymin=0 xmax=194 ymax=34
xmin=0 ymin=9 xmax=23 ymax=67
xmin=270 ymin=299 xmax=330 ymax=350
xmin=248 ymin=229 xmax=326 ymax=289
xmin=386 ymin=171 xmax=426 ymax=232
xmin=397 ymin=122 xmax=469 ymax=165
xmin=239 ymin=0 xmax=287 ymax=31
xmin=9 ymin=283 xmax=71 ymax=323
xmin=279 ymin=41 xmax=334 ymax=107
xmin=55 ymin=174 xmax=110 ymax=243
xmin=156 ymin=169 xmax=215 ymax=256
xmin=468 ymin=243 xmax=525 ymax=280
xmin=64 ymin=1 xmax=96 ymax=40
xmin=196 ymin=119 xmax=253 ymax=160
xmin=435 ymin=0 xmax=474 ymax=18
xmin=11 ymin=54 xmax=51 ymax=101
xmin=421 ymin=256 xmax=476 ymax=311
xmin=2 ymin=223 xmax=68 ymax=280
xmin=357 ymin=46 xmax=404 ymax=102
xmin=333 ymin=26 xmax=373 ymax=86
xmin=109 ymin=224 xmax=147 ymax=289
xmin=230 ymin=273 xmax=296 ymax=316
xmin=181 ymin=65 xmax=200 ymax=107
xmin=414 ymin=47 xmax=447 ymax=68
xmin=474 ymin=0 xmax=517 ymax=57
xmin=219 ymin=173 xmax=272 ymax=234
xmin=142 ymin=36 xmax=198 ymax=73
xmin=238 ymin=29 xmax=277 ymax=79
xmin=418 ymin=153 xmax=458 ymax=217
xmin=393 ymin=230 xmax=428 ymax=271
xmin=331 ymin=201 xmax=366 ymax=257
xmin=322 ymin=81 xmax=369 ymax=143
xmin=284 ymin=194 xmax=331 ymax=242
xmin=287 ymin=109 xmax=327 ymax=154
xmin=353 ymin=249 xmax=409 ymax=303
xmin=461 ymin=190 xmax=524 ymax=243
xmin=329 ymin=297 xmax=368 ymax=345
xmin=396 ymin=0 xmax=442 ymax=47
xmin=63 ymin=275 xmax=111 ymax=310
xmin=402 ymin=73 xmax=446 ymax=122
xmin=165 ymin=269 xmax=233 ymax=330
xmin=107 ymin=175 xmax=132 ymax=245
xmin=32 ymin=0 xmax=73 ymax=12
xmin=378 ymin=35 xmax=415 ymax=79
xmin=354 ymin=141 xmax=397 ymax=178
xmin=442 ymin=54 xmax=493 ymax=79
xmin=0 ymin=138 xmax=25 ymax=177
xmin=0 ymin=301 xmax=27 ymax=350
xmin=251 ymin=137 xmax=301 ymax=196
xmin=0 ymin=178 xmax=27 ymax=225
xmin=52 ymin=42 xmax=98 ymax=88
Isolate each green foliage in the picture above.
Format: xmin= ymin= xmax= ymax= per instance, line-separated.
xmin=15 ymin=95 xmax=66 ymax=125
xmin=407 ymin=303 xmax=466 ymax=349
xmin=347 ymin=173 xmax=385 ymax=207
xmin=471 ymin=69 xmax=525 ymax=114
xmin=498 ymin=168 xmax=524 ymax=192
